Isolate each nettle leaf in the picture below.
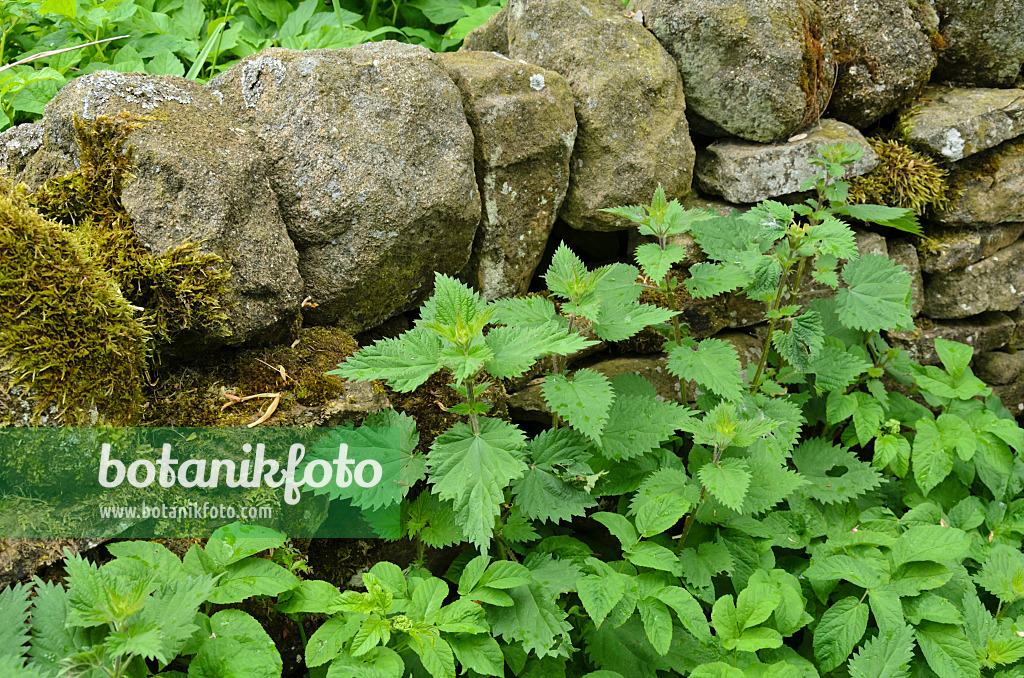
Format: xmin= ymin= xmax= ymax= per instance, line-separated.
xmin=699 ymin=458 xmax=751 ymax=512
xmin=667 ymin=338 xmax=744 ymax=402
xmin=635 ymin=242 xmax=687 ymax=282
xmin=420 ymin=273 xmax=490 ymax=329
xmin=773 ymin=311 xmax=825 ymax=372
xmin=746 ymin=257 xmax=784 ymax=303
xmin=690 ymin=212 xmax=763 ymax=261
xmin=427 ymin=418 xmax=528 ymax=550
xmin=593 ymin=298 xmax=677 ymax=342
xmin=685 ymin=261 xmax=750 ymax=299
xmin=0 ymin=582 xmax=31 ymax=662
xmin=915 ymin=623 xmax=981 ymax=678
xmin=484 ymin=324 xmax=593 ymax=379
xmin=738 ymin=457 xmax=807 ymax=515
xmin=333 ymin=327 xmax=442 ymax=392
xmin=597 ymin=374 xmax=688 ymax=461
xmin=491 ymin=295 xmax=561 ymax=326
xmin=851 ymin=391 xmax=885 ymax=446
xmin=814 ymin=597 xmax=869 ymax=673
xmin=847 ymin=623 xmax=916 ymax=678
xmin=546 ymin=243 xmax=599 ymax=302
xmin=974 ymin=544 xmax=1024 ymax=605
xmin=791 ymin=438 xmax=882 ymax=504
xmin=542 ymin=369 xmax=614 ymax=442
xmin=629 ymin=467 xmax=695 ymax=537
xmin=836 ymin=203 xmax=921 ymax=236
xmin=511 ymin=428 xmax=597 ymax=524
xmin=835 ymin=254 xmax=914 ymax=333
xmin=807 ymin=340 xmax=870 ymax=395
xmin=807 ymin=216 xmax=859 ymax=260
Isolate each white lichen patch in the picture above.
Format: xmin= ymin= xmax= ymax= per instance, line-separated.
xmin=79 ymin=71 xmax=195 ymax=119
xmin=940 ymin=127 xmax=966 ymax=160
xmin=529 ymin=73 xmax=546 ymax=91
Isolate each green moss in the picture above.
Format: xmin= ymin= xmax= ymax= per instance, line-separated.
xmin=847 ymin=138 xmax=955 ymax=215
xmin=0 ymin=176 xmax=149 ymax=426
xmin=30 ymin=112 xmax=230 ymax=355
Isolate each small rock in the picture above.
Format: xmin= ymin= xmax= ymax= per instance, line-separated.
xmin=922 ymin=240 xmax=1024 ymax=319
xmin=973 ymin=350 xmax=1024 ymax=386
xmin=885 ymin=312 xmax=1015 ymax=365
xmin=0 ymin=121 xmax=43 ymax=179
xmin=695 ymin=119 xmax=878 ymax=204
xmin=932 ymin=0 xmax=1024 ymax=87
xmin=899 ymin=86 xmax=1024 ymax=162
xmin=918 ymin=223 xmax=1024 ymax=274
xmin=933 ymin=137 xmax=1024 ymax=227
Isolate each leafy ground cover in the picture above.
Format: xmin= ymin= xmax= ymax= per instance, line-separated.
xmin=0 ymin=0 xmax=503 ymax=130
xmin=3 ymin=145 xmax=1023 ymax=677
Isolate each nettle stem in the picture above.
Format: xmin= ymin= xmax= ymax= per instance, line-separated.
xmin=678 ymin=444 xmax=725 ymax=545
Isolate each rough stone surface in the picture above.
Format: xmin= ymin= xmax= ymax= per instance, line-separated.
xmin=634 ymin=0 xmax=835 ymax=143
xmin=1 ymin=538 xmax=104 ymax=590
xmin=885 ymin=312 xmax=1015 ymax=366
xmin=888 ymin=240 xmax=925 ymax=317
xmin=0 ymin=121 xmax=43 ymax=179
xmin=33 ymin=71 xmax=304 ymax=345
xmin=900 ymin=86 xmax=1024 ymax=162
xmin=501 ymin=0 xmax=695 ymax=231
xmin=436 ymin=51 xmax=576 ymax=299
xmin=933 ymin=0 xmax=1024 ymax=87
xmin=922 ymin=240 xmax=1024 ymax=319
xmin=973 ymin=350 xmax=1024 ymax=386
xmin=991 ymin=380 xmax=1024 ymax=415
xmin=208 ymin=44 xmax=481 ymax=332
xmin=695 ymin=119 xmax=879 ymax=203
xmin=821 ymin=0 xmax=936 ymax=128
xmin=462 ymin=6 xmax=509 ymax=54
xmin=919 ymin=222 xmax=1024 ymax=274
xmin=932 ymin=137 xmax=1024 ymax=227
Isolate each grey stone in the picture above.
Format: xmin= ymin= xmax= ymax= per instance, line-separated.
xmin=918 ymin=222 xmax=1024 ymax=274
xmin=900 ymin=86 xmax=1024 ymax=162
xmin=0 ymin=121 xmax=43 ymax=179
xmin=33 ymin=71 xmax=304 ymax=346
xmin=885 ymin=312 xmax=1015 ymax=366
xmin=888 ymin=240 xmax=925 ymax=317
xmin=695 ymin=119 xmax=878 ymax=203
xmin=933 ymin=0 xmax=1024 ymax=87
xmin=933 ymin=137 xmax=1024 ymax=227
xmin=922 ymin=240 xmax=1024 ymax=319
xmin=207 ymin=44 xmax=481 ymax=333
xmin=502 ymin=0 xmax=695 ymax=231
xmin=991 ymin=380 xmax=1024 ymax=415
xmin=634 ymin=0 xmax=835 ymax=143
xmin=436 ymin=51 xmax=576 ymax=299
xmin=821 ymin=0 xmax=937 ymax=128
xmin=462 ymin=6 xmax=509 ymax=54
xmin=973 ymin=350 xmax=1024 ymax=385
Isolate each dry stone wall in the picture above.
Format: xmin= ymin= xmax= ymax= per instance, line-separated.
xmin=4 ymin=0 xmax=1024 ymax=419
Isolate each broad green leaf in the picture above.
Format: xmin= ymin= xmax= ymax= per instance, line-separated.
xmin=807 ymin=216 xmax=859 ymax=259
xmin=626 ymin=542 xmax=682 ymax=575
xmin=915 ymin=623 xmax=981 ymax=678
xmin=325 ymin=646 xmax=404 ymax=677
xmin=629 ymin=467 xmax=693 ymax=537
xmin=638 ymin=598 xmax=672 ymax=655
xmin=205 ymin=523 xmax=287 ymax=569
xmin=189 ymin=610 xmax=282 ymax=678
xmin=804 ymin=555 xmax=885 ymax=589
xmin=974 ymin=544 xmax=1024 ymax=605
xmin=333 ymin=327 xmax=442 ymax=392
xmin=934 ymin=338 xmax=973 ymax=379
xmin=428 ymin=418 xmax=527 ymax=550
xmin=772 ymin=311 xmax=825 ymax=372
xmin=667 ymin=338 xmax=744 ymax=402
xmin=913 ymin=418 xmax=955 ymax=496
xmin=836 ymin=204 xmax=921 ymax=236
xmin=39 ymin=0 xmax=76 ymax=18
xmin=814 ymin=597 xmax=869 ymax=672
xmin=207 ymin=558 xmax=300 ymax=604
xmin=835 ymin=254 xmax=913 ymax=333
xmin=635 ymin=242 xmax=687 ymax=282
xmin=685 ymin=261 xmax=750 ymax=299
xmin=847 ymin=623 xmax=916 ymax=678
xmin=889 ymin=525 xmax=971 ymax=568
xmin=305 ymin=615 xmax=362 ymax=667
xmin=699 ymin=458 xmax=751 ymax=512
xmin=546 ymin=244 xmax=598 ymax=303
xmin=487 ymin=582 xmax=572 ymax=658
xmin=808 ymin=343 xmax=870 ymax=394
xmin=792 ymin=438 xmax=882 ymax=504
xmin=542 ymin=369 xmax=613 ymax=441
xmin=592 ymin=512 xmax=639 ymax=550
xmin=598 ymin=375 xmax=688 ymax=460
xmin=578 ymin=574 xmax=626 ymax=628
xmin=511 ymin=428 xmax=597 ymax=524
xmin=448 ymin=634 xmax=503 ymax=677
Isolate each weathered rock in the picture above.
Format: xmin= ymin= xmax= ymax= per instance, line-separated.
xmin=32 ymin=71 xmax=304 ymax=345
xmin=462 ymin=6 xmax=509 ymax=54
xmin=821 ymin=0 xmax=936 ymax=128
xmin=991 ymin=380 xmax=1024 ymax=415
xmin=0 ymin=121 xmax=43 ymax=179
xmin=973 ymin=350 xmax=1024 ymax=385
xmin=436 ymin=51 xmax=576 ymax=299
xmin=207 ymin=44 xmax=481 ymax=332
xmin=502 ymin=0 xmax=694 ymax=231
xmin=918 ymin=222 xmax=1024 ymax=274
xmin=889 ymin=240 xmax=925 ymax=317
xmin=922 ymin=240 xmax=1024 ymax=319
xmin=900 ymin=86 xmax=1024 ymax=162
xmin=695 ymin=119 xmax=878 ymax=203
xmin=885 ymin=312 xmax=1015 ymax=365
xmin=933 ymin=137 xmax=1024 ymax=227
xmin=676 ymin=289 xmax=766 ymax=338
xmin=634 ymin=0 xmax=834 ymax=143
xmin=1009 ymin=303 xmax=1024 ymax=351
xmin=717 ymin=331 xmax=764 ymax=372
xmin=933 ymin=0 xmax=1024 ymax=87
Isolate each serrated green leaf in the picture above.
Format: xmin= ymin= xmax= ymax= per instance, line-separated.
xmin=598 ymin=376 xmax=688 ymax=461
xmin=835 ymin=254 xmax=914 ymax=333
xmin=636 ymin=242 xmax=687 ymax=282
xmin=334 ymin=327 xmax=442 ymax=392
xmin=511 ymin=428 xmax=597 ymax=524
xmin=792 ymin=438 xmax=882 ymax=504
xmin=814 ymin=597 xmax=869 ymax=672
xmin=667 ymin=338 xmax=744 ymax=402
xmin=974 ymin=544 xmax=1024 ymax=605
xmin=836 ymin=204 xmax=921 ymax=236
xmin=542 ymin=369 xmax=614 ymax=441
xmin=685 ymin=261 xmax=750 ymax=299
xmin=916 ymin=623 xmax=981 ymax=678
xmin=847 ymin=623 xmax=916 ymax=678
xmin=808 ymin=344 xmax=871 ymax=394
xmin=808 ymin=216 xmax=859 ymax=259
xmin=629 ymin=468 xmax=693 ymax=537
xmin=207 ymin=558 xmax=300 ymax=604
xmin=889 ymin=525 xmax=971 ymax=568
xmin=699 ymin=458 xmax=751 ymax=511
xmin=913 ymin=418 xmax=955 ymax=496
xmin=578 ymin=574 xmax=626 ymax=628
xmin=448 ymin=634 xmax=503 ymax=677
xmin=592 ymin=512 xmax=639 ymax=550
xmin=773 ymin=311 xmax=825 ymax=372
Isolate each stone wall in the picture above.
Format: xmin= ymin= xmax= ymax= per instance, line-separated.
xmin=3 ymin=0 xmax=1024 ymax=415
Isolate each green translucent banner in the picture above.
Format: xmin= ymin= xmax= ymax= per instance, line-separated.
xmin=0 ymin=426 xmax=406 ymax=538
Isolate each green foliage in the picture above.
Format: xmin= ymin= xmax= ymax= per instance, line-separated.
xmin=0 ymin=0 xmax=505 ymax=130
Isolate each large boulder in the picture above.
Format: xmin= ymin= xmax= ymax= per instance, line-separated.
xmin=933 ymin=137 xmax=1024 ymax=227
xmin=435 ymin=51 xmax=576 ymax=299
xmin=207 ymin=43 xmax=481 ymax=332
xmin=932 ymin=0 xmax=1024 ymax=87
xmin=495 ymin=0 xmax=694 ymax=231
xmin=695 ymin=119 xmax=878 ymax=203
xmin=922 ymin=240 xmax=1024 ymax=319
xmin=820 ymin=0 xmax=936 ymax=128
xmin=899 ymin=86 xmax=1024 ymax=162
xmin=634 ymin=0 xmax=834 ymax=143
xmin=21 ymin=71 xmax=303 ymax=345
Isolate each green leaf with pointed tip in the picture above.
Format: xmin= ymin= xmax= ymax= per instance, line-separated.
xmin=484 ymin=324 xmax=593 ymax=379
xmin=511 ymin=428 xmax=597 ymax=524
xmin=578 ymin=573 xmax=626 ymax=628
xmin=420 ymin=273 xmax=490 ymax=328
xmin=835 ymin=254 xmax=914 ymax=332
xmin=598 ymin=375 xmax=688 ymax=460
xmin=542 ymin=369 xmax=614 ymax=441
xmin=629 ymin=468 xmax=693 ymax=537
xmin=773 ymin=311 xmax=825 ymax=372
xmin=427 ymin=418 xmax=528 ymax=550
xmin=699 ymin=458 xmax=751 ymax=512
xmin=635 ymin=243 xmax=687 ymax=282
xmin=913 ymin=417 xmax=955 ymax=496
xmin=847 ymin=623 xmax=916 ymax=678
xmin=546 ymin=244 xmax=599 ymax=302
xmin=667 ymin=338 xmax=744 ymax=402
xmin=814 ymin=597 xmax=869 ymax=673
xmin=334 ymin=327 xmax=442 ymax=392
xmin=808 ymin=216 xmax=859 ymax=259
xmin=792 ymin=438 xmax=882 ymax=504
xmin=836 ymin=204 xmax=921 ymax=236
xmin=916 ymin=623 xmax=981 ymax=678
xmin=974 ymin=544 xmax=1024 ymax=605
xmin=685 ymin=262 xmax=750 ymax=299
